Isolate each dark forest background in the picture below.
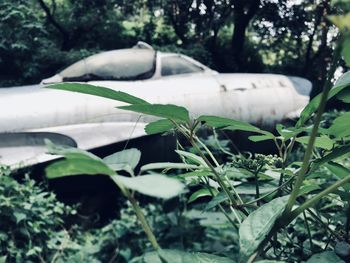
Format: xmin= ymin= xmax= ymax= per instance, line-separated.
xmin=0 ymin=0 xmax=348 ymax=97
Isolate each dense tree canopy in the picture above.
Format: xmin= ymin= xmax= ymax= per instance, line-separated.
xmin=0 ymin=0 xmax=347 ymax=96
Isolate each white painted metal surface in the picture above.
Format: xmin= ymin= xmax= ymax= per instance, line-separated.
xmin=0 ymin=45 xmax=312 ymax=167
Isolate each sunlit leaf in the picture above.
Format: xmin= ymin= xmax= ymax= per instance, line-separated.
xmin=119 ymin=104 xmax=190 ymax=122
xmin=188 ymin=188 xmax=213 ymax=203
xmin=45 ymin=158 xmax=115 ymax=179
xmin=103 ymin=148 xmax=141 ymax=175
xmin=296 ymin=135 xmax=334 ymax=150
xmin=328 ymin=12 xmax=350 ymax=31
xmin=145 ymin=119 xmax=176 ymax=135
xmin=239 ymin=196 xmax=289 ymax=261
xmin=111 ymin=174 xmax=184 ymax=199
xmin=306 ymin=251 xmax=344 ymax=263
xmin=47 ymin=83 xmax=149 ymax=104
xmin=296 ymin=71 xmax=350 ymax=127
xmin=45 ymin=139 xmax=101 ymax=161
xmin=143 ymin=249 xmax=234 ymax=263
xmin=175 ymin=150 xmax=207 ymax=167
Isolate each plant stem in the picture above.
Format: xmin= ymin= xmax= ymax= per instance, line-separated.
xmin=289 ymin=175 xmax=350 ymax=221
xmin=284 ymin=39 xmax=342 ymax=214
xmin=303 ymin=211 xmax=314 ymax=251
xmin=125 ymin=189 xmax=160 ymax=250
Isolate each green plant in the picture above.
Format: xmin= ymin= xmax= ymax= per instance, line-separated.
xmin=0 ymin=164 xmax=77 ymax=263
xmin=42 ymin=11 xmax=350 ymax=263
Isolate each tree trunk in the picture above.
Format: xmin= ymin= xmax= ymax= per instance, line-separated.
xmin=231 ymin=0 xmax=260 ymax=71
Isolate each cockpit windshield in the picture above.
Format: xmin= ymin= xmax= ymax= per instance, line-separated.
xmin=59 ymin=49 xmax=156 ymax=81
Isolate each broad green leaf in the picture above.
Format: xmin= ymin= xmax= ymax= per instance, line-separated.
xmin=140 ymin=162 xmax=199 ymax=172
xmin=103 ymin=148 xmax=141 ymax=174
xmin=45 ymin=139 xmax=101 ymax=161
xmin=326 ymin=112 xmax=350 ymax=138
xmin=328 ymin=12 xmax=350 ymax=31
xmin=45 ymin=158 xmax=115 ymax=179
xmin=145 ymin=119 xmax=176 ymax=135
xmin=239 ymin=195 xmax=289 ymax=261
xmin=296 ymin=135 xmax=334 ymax=150
xmin=175 ymin=150 xmax=207 ymax=167
xmin=0 ymin=256 xmax=6 ymax=263
xmin=326 ymin=162 xmax=350 ymax=191
xmin=306 ymin=251 xmax=345 ymax=263
xmin=236 ymin=182 xmax=278 ymax=195
xmin=188 ymin=188 xmax=213 ymax=203
xmin=298 ymin=184 xmax=321 ymax=196
xmin=311 ymin=144 xmax=350 ymax=171
xmin=47 ymin=83 xmax=148 ymax=104
xmin=249 ymin=134 xmax=275 ymax=142
xmin=112 ymin=174 xmax=184 ymax=199
xmin=143 ymin=249 xmax=234 ymax=263
xmin=296 ymin=71 xmax=350 ymax=127
xmin=119 ymin=104 xmax=190 ymax=122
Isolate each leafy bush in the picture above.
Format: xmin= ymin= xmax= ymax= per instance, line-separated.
xmin=0 ymin=165 xmax=75 ymax=262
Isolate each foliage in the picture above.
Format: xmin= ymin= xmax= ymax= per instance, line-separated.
xmin=0 ymin=165 xmax=75 ymax=262
xmin=44 ymin=16 xmax=350 ymax=261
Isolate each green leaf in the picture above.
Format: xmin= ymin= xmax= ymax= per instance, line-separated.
xmin=337 ymin=88 xmax=350 ymax=103
xmin=311 ymin=144 xmax=350 ymax=171
xmin=45 ymin=139 xmax=101 ymax=161
xmin=112 ymin=174 xmax=184 ymax=199
xmin=188 ymin=188 xmax=213 ymax=203
xmin=14 ymin=212 xmax=26 ymax=223
xmin=249 ymin=134 xmax=275 ymax=142
xmin=177 ymin=170 xmax=212 ymax=178
xmin=306 ymin=251 xmax=345 ymax=263
xmin=145 ymin=119 xmax=176 ymax=135
xmin=0 ymin=256 xmax=6 ymax=263
xmin=326 ymin=112 xmax=350 ymax=138
xmin=47 ymin=83 xmax=149 ymax=104
xmin=239 ymin=195 xmax=289 ymax=261
xmin=205 ymin=192 xmax=229 ymax=211
xmin=140 ymin=162 xmax=199 ymax=172
xmin=143 ymin=249 xmax=234 ymax=263
xmin=298 ymin=184 xmax=321 ymax=196
xmin=328 ymin=12 xmax=350 ymax=31
xmin=175 ymin=150 xmax=207 ymax=167
xmin=342 ymin=37 xmax=350 ymax=67
xmin=325 ymin=162 xmax=350 ymax=191
xmin=119 ymin=104 xmax=190 ymax=122
xmin=45 ymin=158 xmax=115 ymax=179
xmin=198 ymin=115 xmax=268 ymax=134
xmin=296 ymin=135 xmax=334 ymax=150
xmin=296 ymin=71 xmax=350 ymax=127
xmin=103 ymin=148 xmax=141 ymax=175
